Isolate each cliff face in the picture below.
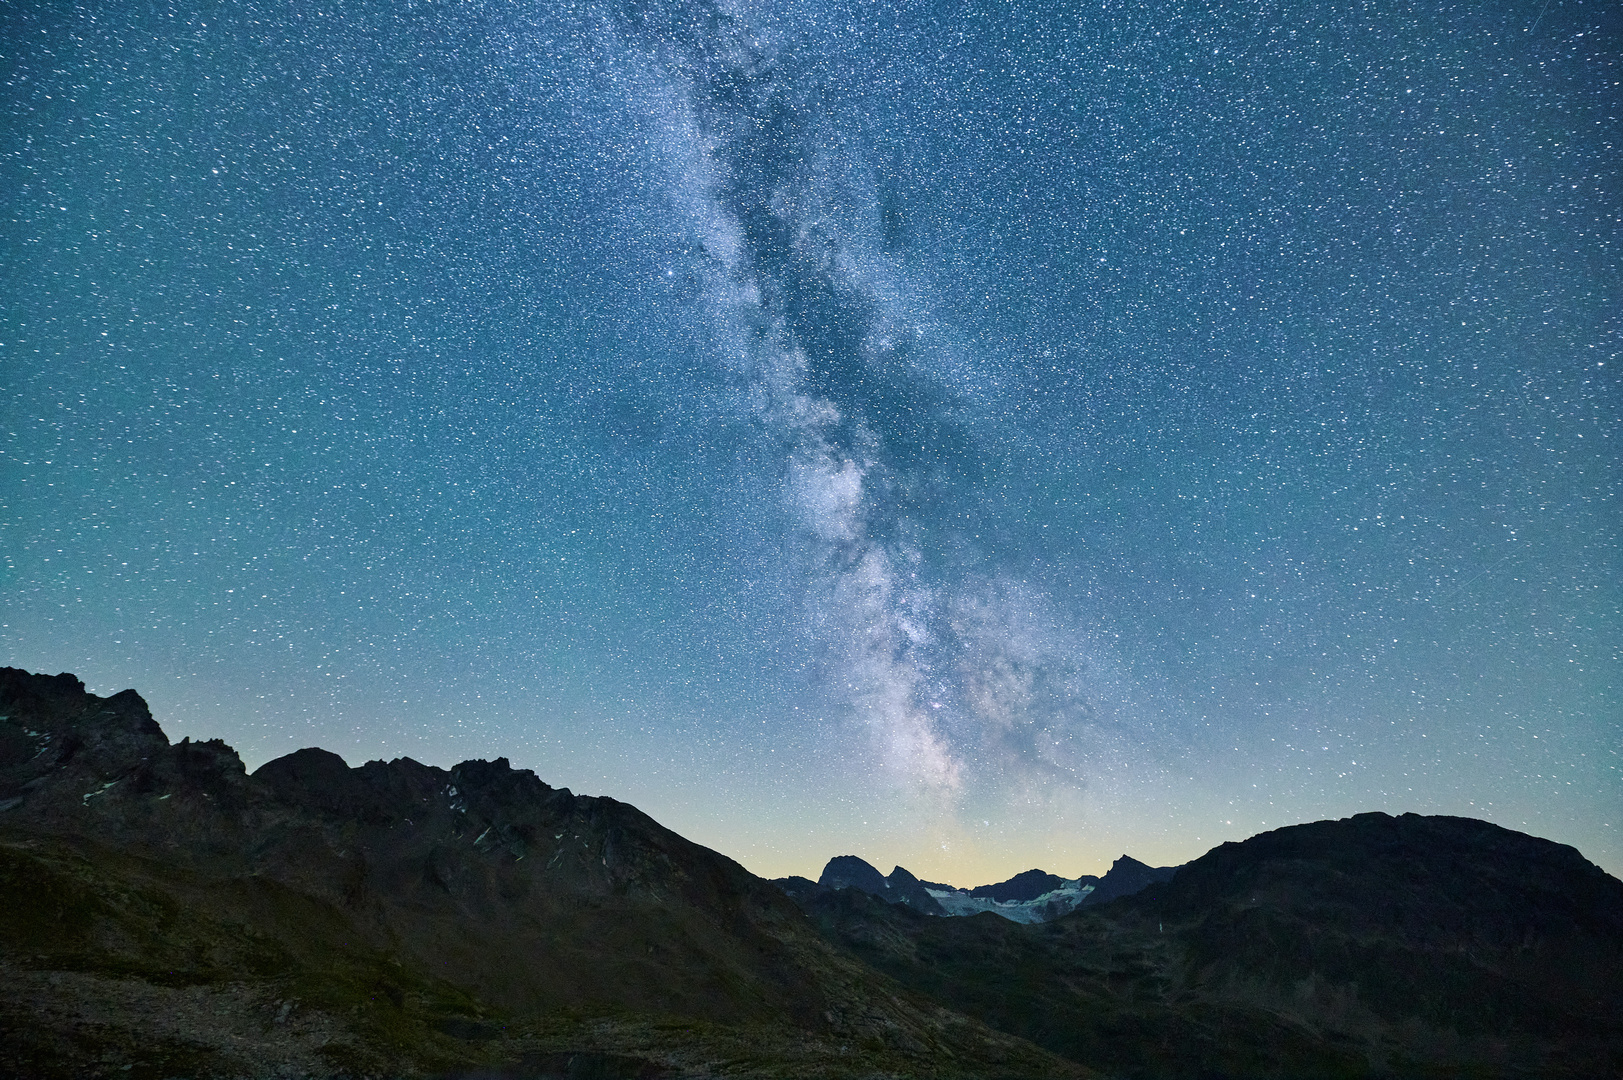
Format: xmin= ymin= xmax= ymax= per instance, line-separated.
xmin=0 ymin=668 xmax=1086 ymax=1080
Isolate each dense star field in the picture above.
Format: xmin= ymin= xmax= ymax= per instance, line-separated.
xmin=2 ymin=0 xmax=1617 ymax=883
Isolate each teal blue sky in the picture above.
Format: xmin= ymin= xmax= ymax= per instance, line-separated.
xmin=3 ymin=0 xmax=1617 ymax=882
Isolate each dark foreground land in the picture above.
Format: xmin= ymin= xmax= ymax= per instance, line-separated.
xmin=2 ymin=666 xmax=1619 ymax=1078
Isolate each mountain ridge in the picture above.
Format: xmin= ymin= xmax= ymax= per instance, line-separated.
xmin=779 ymin=854 xmax=1180 ymax=925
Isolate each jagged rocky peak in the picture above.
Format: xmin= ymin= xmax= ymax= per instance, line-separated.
xmin=0 ymin=666 xmax=251 ymax=827
xmin=0 ymin=664 xmax=764 ymax=917
xmin=249 ymin=745 xmax=572 ymax=829
xmin=0 ymin=667 xmax=167 ymax=772
xmin=886 ymin=865 xmax=923 ymax=888
xmin=1 ymin=668 xmax=145 ymax=730
xmin=802 ymin=857 xmax=946 ymax=915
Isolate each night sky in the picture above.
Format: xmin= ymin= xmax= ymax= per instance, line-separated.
xmin=4 ymin=0 xmax=1618 ymax=883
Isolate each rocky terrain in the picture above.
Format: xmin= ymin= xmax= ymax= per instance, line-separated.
xmin=3 ymin=665 xmax=1620 ymax=1079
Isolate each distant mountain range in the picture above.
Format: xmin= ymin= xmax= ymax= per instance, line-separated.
xmin=3 ymin=666 xmax=1620 ymax=1079
xmin=773 ymin=855 xmax=1179 ymax=924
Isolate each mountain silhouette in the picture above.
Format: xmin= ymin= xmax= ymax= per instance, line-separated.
xmin=4 ymin=666 xmax=1619 ymax=1078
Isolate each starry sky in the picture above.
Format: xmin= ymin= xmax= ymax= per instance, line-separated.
xmin=3 ymin=0 xmax=1619 ymax=883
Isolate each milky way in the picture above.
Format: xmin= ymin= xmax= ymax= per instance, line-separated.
xmin=3 ymin=0 xmax=1618 ymax=881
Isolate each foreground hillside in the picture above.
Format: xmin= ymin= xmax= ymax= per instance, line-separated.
xmin=0 ymin=668 xmax=1084 ymax=1079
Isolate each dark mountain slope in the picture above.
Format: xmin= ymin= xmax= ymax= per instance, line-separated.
xmin=0 ymin=668 xmax=1088 ymax=1079
xmin=799 ymin=813 xmax=1623 ymax=1079
xmin=1132 ymin=813 xmax=1623 ymax=1044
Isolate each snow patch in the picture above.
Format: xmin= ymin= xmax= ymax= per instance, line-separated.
xmin=925 ymin=881 xmax=1095 ymax=924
